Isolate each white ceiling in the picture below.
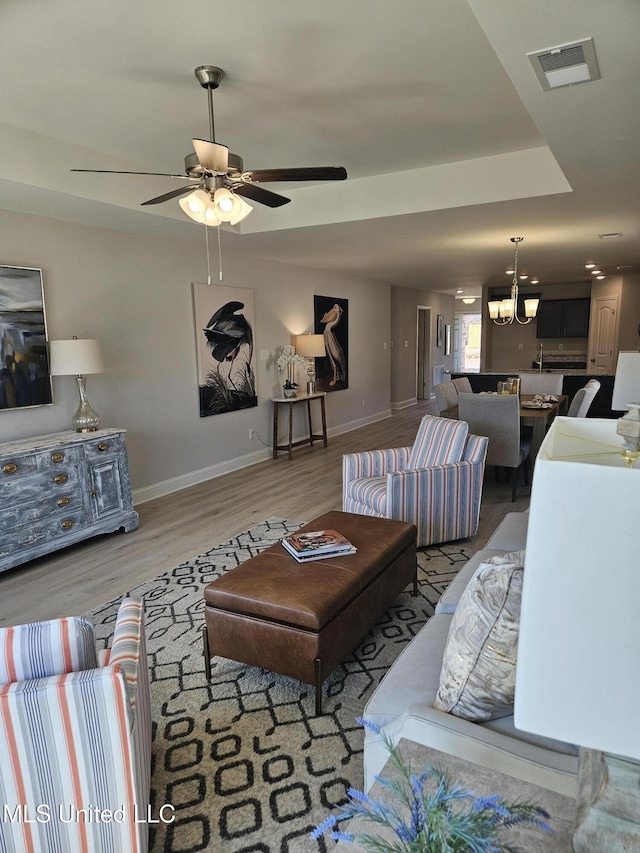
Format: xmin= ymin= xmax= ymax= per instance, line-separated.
xmin=1 ymin=0 xmax=639 ymax=299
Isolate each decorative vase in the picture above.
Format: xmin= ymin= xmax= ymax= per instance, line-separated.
xmin=283 ymin=387 xmax=297 ymax=398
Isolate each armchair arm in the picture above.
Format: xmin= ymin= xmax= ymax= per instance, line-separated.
xmin=386 ymin=458 xmax=486 ymax=546
xmin=0 ymin=667 xmax=148 ymax=852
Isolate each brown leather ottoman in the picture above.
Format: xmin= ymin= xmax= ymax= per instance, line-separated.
xmin=202 ymin=510 xmax=417 ymax=715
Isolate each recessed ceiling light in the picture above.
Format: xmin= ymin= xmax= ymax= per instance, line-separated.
xmin=530 ymin=278 xmax=540 ymax=284
xmin=596 ymin=275 xmax=606 ymax=279
xmin=462 ymin=298 xmax=476 ymax=305
xmin=505 ymin=268 xmax=515 ymax=275
xmin=598 ymin=232 xmax=623 ymax=239
xmin=456 ymin=289 xmax=464 ymax=293
xmin=519 ymin=275 xmax=528 ymax=280
xmin=591 ymin=269 xmax=602 ymax=275
xmin=585 ymin=263 xmax=596 ymax=269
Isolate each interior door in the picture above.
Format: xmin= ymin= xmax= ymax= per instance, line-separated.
xmin=416 ymin=307 xmax=430 ymax=399
xmin=587 ymin=296 xmax=618 ymax=374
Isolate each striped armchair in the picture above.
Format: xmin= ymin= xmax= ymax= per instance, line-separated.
xmin=0 ymin=597 xmax=152 ymax=853
xmin=343 ymin=415 xmax=488 ymax=547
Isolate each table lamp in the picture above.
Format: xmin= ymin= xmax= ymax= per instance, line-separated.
xmin=611 ymin=351 xmax=640 ymax=466
xmin=295 ymin=334 xmax=326 ymax=393
xmin=49 ymin=337 xmax=104 ymax=432
xmin=514 ymin=416 xmax=640 ymax=851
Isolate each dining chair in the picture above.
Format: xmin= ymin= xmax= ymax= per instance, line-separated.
xmin=434 ymin=381 xmax=458 ymax=414
xmin=567 ymin=378 xmax=601 ymax=417
xmin=452 ymin=376 xmax=473 ymax=394
xmin=518 ymin=373 xmax=564 ymax=396
xmin=457 ymin=392 xmax=531 ymax=502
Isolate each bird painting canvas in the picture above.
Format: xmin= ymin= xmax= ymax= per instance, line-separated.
xmin=314 ymin=295 xmax=348 ymax=392
xmin=192 ymin=283 xmax=257 ymax=416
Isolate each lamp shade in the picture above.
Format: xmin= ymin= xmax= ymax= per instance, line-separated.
xmin=611 ymin=350 xmax=640 ymax=410
xmin=514 ymin=416 xmax=640 ymax=760
xmin=295 ymin=334 xmax=326 ymax=358
xmin=49 ymin=339 xmax=104 ymax=376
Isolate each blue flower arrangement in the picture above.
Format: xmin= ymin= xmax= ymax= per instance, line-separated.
xmin=311 ymin=719 xmax=551 ymax=852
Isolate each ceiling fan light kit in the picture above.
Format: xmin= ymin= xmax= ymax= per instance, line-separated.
xmin=71 ymin=64 xmax=347 ymax=227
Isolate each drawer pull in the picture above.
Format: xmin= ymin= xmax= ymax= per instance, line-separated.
xmin=54 ymin=474 xmax=68 ymax=485
xmin=57 ymin=497 xmax=71 ymax=507
xmin=51 ymin=452 xmax=65 ymax=464
xmin=3 ymin=463 xmax=18 ymax=475
xmin=97 ymin=442 xmax=109 ymax=452
xmin=61 ymin=520 xmax=74 ymax=530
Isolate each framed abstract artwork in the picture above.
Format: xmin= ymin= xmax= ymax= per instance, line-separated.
xmin=444 ymin=323 xmax=452 ymax=356
xmin=0 ymin=265 xmax=53 ymax=411
xmin=313 ymin=295 xmax=348 ymax=392
xmin=192 ymin=283 xmax=257 ymax=417
xmin=437 ymin=314 xmax=444 ymax=348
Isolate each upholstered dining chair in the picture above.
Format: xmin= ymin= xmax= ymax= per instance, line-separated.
xmin=457 ymin=392 xmax=531 ymax=502
xmin=342 ymin=415 xmax=488 ymax=547
xmin=452 ymin=376 xmax=473 ymax=395
xmin=434 ymin=381 xmax=458 ymax=415
xmin=567 ymin=378 xmax=601 ymax=417
xmin=518 ymin=373 xmax=564 ymax=396
xmin=0 ymin=597 xmax=152 ymax=853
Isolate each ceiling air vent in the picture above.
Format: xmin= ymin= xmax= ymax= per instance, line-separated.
xmin=528 ymin=38 xmax=600 ymax=91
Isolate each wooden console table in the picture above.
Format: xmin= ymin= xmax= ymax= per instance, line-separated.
xmin=271 ymin=392 xmax=328 ymax=460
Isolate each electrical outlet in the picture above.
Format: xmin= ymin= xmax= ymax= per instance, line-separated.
xmin=249 ymin=428 xmax=256 ymax=440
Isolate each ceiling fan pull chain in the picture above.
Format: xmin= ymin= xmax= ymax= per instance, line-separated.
xmin=204 ymin=222 xmax=212 ymax=285
xmin=217 ymin=223 xmax=223 ymax=281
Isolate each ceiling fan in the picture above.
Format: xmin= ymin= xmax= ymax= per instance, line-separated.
xmin=71 ymin=65 xmax=348 ymax=222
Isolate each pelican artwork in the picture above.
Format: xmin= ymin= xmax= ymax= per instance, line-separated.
xmin=320 ymin=303 xmax=347 ymax=387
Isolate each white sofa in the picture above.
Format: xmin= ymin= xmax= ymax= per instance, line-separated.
xmin=363 ymin=512 xmax=579 ymax=797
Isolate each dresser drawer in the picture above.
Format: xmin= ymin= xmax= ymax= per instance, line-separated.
xmin=0 ymin=491 xmax=85 ymax=530
xmin=84 ymin=434 xmax=125 ymax=460
xmin=0 ymin=509 xmax=90 ymax=559
xmin=0 ymin=455 xmax=38 ymax=477
xmin=0 ymin=465 xmax=83 ymax=504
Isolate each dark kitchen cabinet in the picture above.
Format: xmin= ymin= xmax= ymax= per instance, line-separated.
xmin=536 ymin=298 xmax=590 ymax=338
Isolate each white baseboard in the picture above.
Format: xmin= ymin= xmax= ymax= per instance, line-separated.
xmin=391 ymin=398 xmax=417 ymax=411
xmin=132 ymin=409 xmax=392 ymax=505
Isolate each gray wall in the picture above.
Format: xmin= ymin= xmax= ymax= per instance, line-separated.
xmin=0 ymin=210 xmax=392 ymax=502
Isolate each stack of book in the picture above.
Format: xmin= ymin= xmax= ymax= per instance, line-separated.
xmin=281 ymin=528 xmax=357 ymax=563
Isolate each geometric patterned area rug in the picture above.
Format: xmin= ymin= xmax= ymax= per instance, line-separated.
xmin=88 ymin=518 xmax=474 ymax=853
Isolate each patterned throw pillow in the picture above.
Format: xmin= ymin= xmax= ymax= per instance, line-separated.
xmin=434 ymin=551 xmax=525 ymax=721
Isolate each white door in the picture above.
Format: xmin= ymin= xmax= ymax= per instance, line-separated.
xmin=587 ymin=295 xmax=618 ymax=374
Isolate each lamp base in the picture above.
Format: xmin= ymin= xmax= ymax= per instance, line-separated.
xmin=573 ymin=749 xmax=640 ymax=852
xmin=72 ymin=375 xmax=101 ymax=433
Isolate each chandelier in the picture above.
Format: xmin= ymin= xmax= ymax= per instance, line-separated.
xmin=488 ymin=237 xmax=540 ymax=325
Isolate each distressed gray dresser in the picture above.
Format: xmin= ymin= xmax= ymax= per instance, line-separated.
xmin=0 ymin=428 xmax=138 ymax=573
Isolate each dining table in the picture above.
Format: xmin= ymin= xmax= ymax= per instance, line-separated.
xmin=444 ymin=393 xmax=568 ymax=464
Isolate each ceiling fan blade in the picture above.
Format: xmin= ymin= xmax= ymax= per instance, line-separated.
xmin=71 ymin=168 xmax=191 ymax=179
xmin=192 ymin=139 xmax=229 ymax=173
xmin=246 ymin=166 xmax=347 ymax=183
xmin=141 ymin=185 xmax=201 ymax=206
xmin=233 ymin=182 xmax=290 ymax=208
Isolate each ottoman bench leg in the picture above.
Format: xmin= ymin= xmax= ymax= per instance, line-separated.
xmin=202 ymin=626 xmax=212 ymax=682
xmin=315 ymin=657 xmax=323 ymax=716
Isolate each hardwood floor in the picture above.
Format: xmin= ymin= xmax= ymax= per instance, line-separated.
xmin=0 ymin=400 xmax=530 ymax=627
